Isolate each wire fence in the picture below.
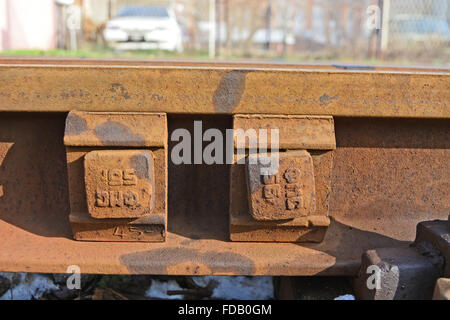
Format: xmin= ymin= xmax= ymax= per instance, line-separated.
xmin=383 ymin=0 xmax=449 ymax=60
xmin=2 ymin=0 xmax=448 ymax=63
xmin=91 ymin=0 xmax=449 ymax=62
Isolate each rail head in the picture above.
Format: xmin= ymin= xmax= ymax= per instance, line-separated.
xmin=0 ymin=60 xmax=449 ymax=119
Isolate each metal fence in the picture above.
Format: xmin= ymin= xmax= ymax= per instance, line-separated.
xmin=76 ymin=0 xmax=450 ymax=63
xmin=383 ymin=0 xmax=449 ymax=60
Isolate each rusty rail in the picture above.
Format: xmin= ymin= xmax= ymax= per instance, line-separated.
xmin=0 ymin=61 xmax=449 ymax=118
xmin=0 ymin=58 xmax=448 ymax=276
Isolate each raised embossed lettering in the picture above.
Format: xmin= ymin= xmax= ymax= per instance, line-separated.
xmin=95 ymin=190 xmax=109 ymax=207
xmin=123 ymin=169 xmax=138 ymax=186
xmin=100 ymin=169 xmax=137 ymax=186
xmin=95 ymin=190 xmax=140 ymax=208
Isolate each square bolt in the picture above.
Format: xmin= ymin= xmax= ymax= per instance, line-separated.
xmin=246 ymin=150 xmax=316 ymax=221
xmin=84 ymin=150 xmax=155 ymax=219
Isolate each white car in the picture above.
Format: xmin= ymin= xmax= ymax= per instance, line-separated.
xmin=104 ymin=6 xmax=183 ymax=52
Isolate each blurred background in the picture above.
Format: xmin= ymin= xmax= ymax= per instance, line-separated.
xmin=0 ymin=0 xmax=449 ymax=64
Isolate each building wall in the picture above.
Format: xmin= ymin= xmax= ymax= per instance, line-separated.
xmin=0 ymin=0 xmax=57 ymax=51
xmin=83 ymin=0 xmax=173 ymax=25
xmin=0 ymin=0 xmax=7 ymax=51
xmin=83 ymin=0 xmax=110 ymax=24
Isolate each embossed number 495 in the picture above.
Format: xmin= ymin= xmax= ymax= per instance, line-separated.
xmin=101 ymin=169 xmax=137 ymax=186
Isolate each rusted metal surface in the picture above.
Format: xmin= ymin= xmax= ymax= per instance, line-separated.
xmin=0 ymin=64 xmax=449 ymax=118
xmin=330 ymin=117 xmax=450 ymax=243
xmin=413 ymin=219 xmax=450 ymax=277
xmin=354 ymin=247 xmax=442 ymax=300
xmin=0 ymin=114 xmax=447 ymax=275
xmin=70 ymin=211 xmax=165 ymax=242
xmin=65 ymin=111 xmax=167 ymax=147
xmin=233 ymin=115 xmax=336 ymax=149
xmin=230 ymin=151 xmax=332 ymax=243
xmin=0 ymin=56 xmax=448 ymax=275
xmin=66 ymin=146 xmax=167 ymax=242
xmin=433 ymin=278 xmax=450 ymax=300
xmin=230 ymin=115 xmax=334 ymax=242
xmin=1 ymin=57 xmax=449 ymax=73
xmin=354 ymin=216 xmax=450 ymax=300
xmin=65 ymin=111 xmax=168 ymax=242
xmin=84 ymin=150 xmax=155 ymax=219
xmin=246 ymin=151 xmax=317 ymax=221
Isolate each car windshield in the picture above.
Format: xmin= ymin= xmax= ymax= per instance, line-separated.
xmin=116 ymin=6 xmax=169 ymax=18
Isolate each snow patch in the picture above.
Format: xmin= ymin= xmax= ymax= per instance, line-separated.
xmin=145 ymin=280 xmax=185 ymax=300
xmin=0 ymin=273 xmax=59 ymax=300
xmin=334 ymin=294 xmax=355 ymax=300
xmin=193 ymin=276 xmax=274 ymax=300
